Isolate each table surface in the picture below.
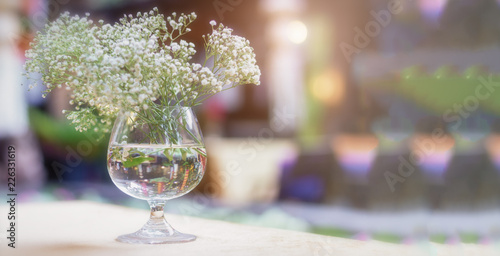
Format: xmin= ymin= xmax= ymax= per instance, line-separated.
xmin=0 ymin=201 xmax=493 ymax=256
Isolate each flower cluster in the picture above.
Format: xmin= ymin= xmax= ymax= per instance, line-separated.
xmin=204 ymin=22 xmax=261 ymax=91
xmin=24 ymin=8 xmax=260 ymax=133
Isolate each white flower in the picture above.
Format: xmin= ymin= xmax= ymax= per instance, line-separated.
xmin=171 ymin=43 xmax=180 ymax=52
xmin=138 ymin=94 xmax=147 ymax=103
xmin=24 ymin=8 xmax=260 ymax=134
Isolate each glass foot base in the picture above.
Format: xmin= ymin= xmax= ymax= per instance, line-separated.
xmin=116 ymin=230 xmax=196 ymax=244
xmin=116 ymin=200 xmax=196 ymax=244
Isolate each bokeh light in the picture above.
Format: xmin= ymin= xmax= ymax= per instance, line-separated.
xmin=287 ymin=20 xmax=308 ymax=44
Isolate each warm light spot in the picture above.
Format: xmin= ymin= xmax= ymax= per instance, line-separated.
xmin=311 ymin=69 xmax=344 ymax=106
xmin=287 ymin=20 xmax=307 ymax=44
xmin=410 ymin=133 xmax=455 ymax=152
xmin=331 ymin=134 xmax=379 ymax=153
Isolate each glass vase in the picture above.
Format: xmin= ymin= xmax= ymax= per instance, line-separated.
xmin=107 ymin=106 xmax=206 ymax=244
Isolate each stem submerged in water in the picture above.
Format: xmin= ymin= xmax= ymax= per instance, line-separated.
xmin=124 ymin=106 xmax=206 ymax=161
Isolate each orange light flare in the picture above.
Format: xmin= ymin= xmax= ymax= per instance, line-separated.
xmin=157 ymin=182 xmax=164 ymax=195
xmin=331 ymin=134 xmax=379 ymax=157
xmin=180 ymin=167 xmax=191 ymax=191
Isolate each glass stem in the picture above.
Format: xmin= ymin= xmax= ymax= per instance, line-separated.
xmin=142 ymin=200 xmax=175 ymax=235
xmin=149 ymin=200 xmax=165 ymax=219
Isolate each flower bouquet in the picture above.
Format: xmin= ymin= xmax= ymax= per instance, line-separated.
xmin=24 ymin=7 xmax=260 ymax=136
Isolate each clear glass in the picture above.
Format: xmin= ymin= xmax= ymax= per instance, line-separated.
xmin=107 ymin=106 xmax=206 ymax=244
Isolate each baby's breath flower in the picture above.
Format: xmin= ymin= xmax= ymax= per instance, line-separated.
xmin=24 ymin=8 xmax=260 ymax=134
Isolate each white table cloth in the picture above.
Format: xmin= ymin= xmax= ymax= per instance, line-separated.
xmin=0 ymin=201 xmax=492 ymax=256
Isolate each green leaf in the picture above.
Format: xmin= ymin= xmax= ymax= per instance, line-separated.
xmin=122 ymin=156 xmax=154 ymax=168
xmin=193 ymin=148 xmax=206 ymax=157
xmin=164 ymin=148 xmax=174 ymax=161
xmin=149 ymin=177 xmax=170 ymax=183
xmin=130 ymin=149 xmax=146 ymax=157
xmin=172 ymin=148 xmax=182 ymax=160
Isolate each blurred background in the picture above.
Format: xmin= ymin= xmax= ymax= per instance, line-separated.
xmin=1 ymin=0 xmax=500 ymax=247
